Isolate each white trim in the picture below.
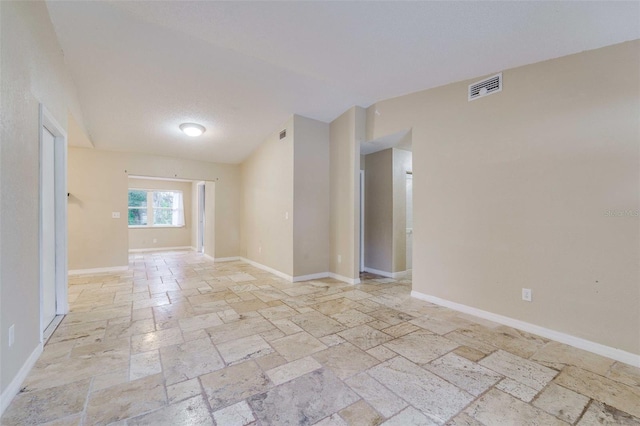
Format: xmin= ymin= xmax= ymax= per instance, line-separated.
xmin=215 ymin=257 xmax=241 ymax=262
xmin=43 ymin=315 xmax=64 ymax=344
xmin=0 ymin=342 xmax=44 ymax=416
xmin=128 ymin=246 xmax=193 ymax=253
xmin=363 ymin=267 xmax=406 ymax=279
xmin=68 ymin=265 xmax=128 ymax=275
xmin=39 ymin=104 xmax=69 ymax=341
xmin=359 ymin=170 xmax=365 ymax=272
xmin=202 ymin=253 xmax=215 ymax=262
xmin=128 ymin=175 xmax=195 ymax=183
xmin=364 ymin=267 xmax=392 ymax=278
xmin=328 ymin=273 xmax=360 ymax=285
xmin=240 ymin=257 xmax=293 ymax=281
xmin=411 ymin=290 xmax=640 ymax=368
xmin=128 ymin=225 xmax=186 ymax=229
xmin=196 ymin=181 xmax=206 ymax=254
xmin=293 ymin=272 xmax=330 ymax=282
xmin=391 ymin=270 xmax=407 ymax=279
xmin=218 ymin=257 xmax=361 ymax=285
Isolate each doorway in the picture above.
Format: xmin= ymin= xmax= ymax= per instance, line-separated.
xmin=359 ymin=170 xmax=365 ymax=272
xmin=197 ymin=182 xmax=206 ymax=253
xmin=39 ymin=105 xmax=69 ymax=340
xmin=406 ymin=172 xmax=413 ymax=271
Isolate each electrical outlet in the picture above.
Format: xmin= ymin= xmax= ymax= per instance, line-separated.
xmin=337 ymin=255 xmax=342 ymax=263
xmin=258 ymin=246 xmax=262 ymax=254
xmin=112 ymin=212 xmax=120 ymax=219
xmin=522 ymin=288 xmax=532 ymax=302
xmin=8 ymin=324 xmax=15 ymax=347
xmin=285 ymin=212 xmax=289 ymax=220
xmin=153 ymin=238 xmax=157 ymax=244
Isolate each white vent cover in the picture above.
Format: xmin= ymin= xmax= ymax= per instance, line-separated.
xmin=468 ymin=73 xmax=502 ymax=101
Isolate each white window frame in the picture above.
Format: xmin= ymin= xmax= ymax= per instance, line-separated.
xmin=128 ymin=189 xmax=185 ymax=228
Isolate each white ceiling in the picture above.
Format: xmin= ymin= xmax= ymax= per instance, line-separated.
xmin=47 ymin=1 xmax=640 ymax=164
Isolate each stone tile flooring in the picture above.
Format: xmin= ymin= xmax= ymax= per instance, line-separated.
xmin=3 ymin=250 xmax=640 ymax=425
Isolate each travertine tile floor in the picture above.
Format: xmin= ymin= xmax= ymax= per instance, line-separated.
xmin=3 ymin=251 xmax=640 ymax=425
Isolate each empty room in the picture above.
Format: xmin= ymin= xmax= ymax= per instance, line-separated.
xmin=1 ymin=1 xmax=639 ymax=425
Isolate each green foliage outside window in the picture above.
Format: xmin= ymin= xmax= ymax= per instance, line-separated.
xmin=128 ymin=189 xmax=183 ymax=227
xmin=128 ymin=190 xmax=147 ymax=225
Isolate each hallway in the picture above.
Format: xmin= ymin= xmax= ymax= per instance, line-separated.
xmin=2 ymin=251 xmax=639 ymax=425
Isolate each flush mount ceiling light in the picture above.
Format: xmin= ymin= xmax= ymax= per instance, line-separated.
xmin=179 ymin=123 xmax=206 ymax=137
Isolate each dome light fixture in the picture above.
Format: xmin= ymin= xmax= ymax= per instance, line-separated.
xmin=179 ymin=123 xmax=206 ymax=137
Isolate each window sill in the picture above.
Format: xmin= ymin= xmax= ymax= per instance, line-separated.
xmin=128 ymin=225 xmax=186 ymax=229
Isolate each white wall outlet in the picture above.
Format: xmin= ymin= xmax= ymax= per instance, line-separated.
xmin=152 ymin=238 xmax=157 ymax=244
xmin=285 ymin=211 xmax=289 ymax=220
xmin=8 ymin=324 xmax=15 ymax=347
xmin=112 ymin=212 xmax=120 ymax=219
xmin=522 ymin=288 xmax=532 ymax=302
xmin=337 ymin=254 xmax=342 ymax=263
xmin=258 ymin=246 xmax=262 ymax=254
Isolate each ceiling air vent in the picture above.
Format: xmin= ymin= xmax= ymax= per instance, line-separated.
xmin=468 ymin=73 xmax=502 ymax=101
xmin=279 ymin=129 xmax=287 ymax=140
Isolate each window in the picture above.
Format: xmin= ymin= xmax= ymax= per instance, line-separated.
xmin=128 ymin=189 xmax=185 ymax=227
xmin=128 ymin=190 xmax=148 ymax=226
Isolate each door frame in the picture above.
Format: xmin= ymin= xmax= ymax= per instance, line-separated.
xmin=359 ymin=170 xmax=365 ymax=272
xmin=196 ymin=181 xmax=206 ymax=253
xmin=39 ymin=104 xmax=69 ymax=341
xmin=405 ymin=171 xmax=413 ymax=271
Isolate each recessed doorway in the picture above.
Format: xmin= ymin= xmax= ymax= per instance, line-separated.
xmin=39 ymin=104 xmax=69 ymax=340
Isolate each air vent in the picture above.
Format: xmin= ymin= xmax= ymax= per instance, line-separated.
xmin=279 ymin=129 xmax=287 ymax=140
xmin=468 ymin=73 xmax=502 ymax=101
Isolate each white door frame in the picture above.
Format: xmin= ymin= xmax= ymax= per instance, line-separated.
xmin=39 ymin=104 xmax=69 ymax=341
xmin=405 ymin=172 xmax=413 ymax=271
xmin=196 ymin=181 xmax=206 ymax=253
xmin=359 ymin=170 xmax=365 ymax=272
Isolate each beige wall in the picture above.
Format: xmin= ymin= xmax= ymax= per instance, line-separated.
xmin=68 ymin=149 xmax=129 ymax=269
xmin=329 ymin=107 xmax=364 ymax=280
xmin=241 ymin=117 xmax=294 ymax=276
xmin=293 ymin=116 xmax=330 ymax=277
xmin=68 ymin=147 xmax=241 ymax=269
xmin=364 ymin=149 xmax=393 ymax=272
xmin=127 ymin=178 xmax=193 ymax=250
xmin=366 ymin=40 xmax=640 ymax=355
xmin=0 ymin=0 xmax=88 ymax=397
xmin=241 ymin=115 xmax=330 ymax=278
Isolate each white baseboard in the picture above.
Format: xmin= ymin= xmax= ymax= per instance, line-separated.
xmin=392 ymin=270 xmax=409 ymax=279
xmin=0 ymin=342 xmax=43 ymax=416
xmin=240 ymin=257 xmax=293 ymax=281
xmin=234 ymin=258 xmax=361 ymax=285
xmin=215 ymin=257 xmax=241 ymax=262
xmin=68 ymin=265 xmax=128 ymax=275
xmin=363 ymin=267 xmax=407 ymax=279
xmin=328 ymin=273 xmax=361 ymax=285
xmin=411 ymin=290 xmax=640 ymax=368
xmin=128 ymin=246 xmax=193 ymax=253
xmin=293 ymin=272 xmax=330 ymax=282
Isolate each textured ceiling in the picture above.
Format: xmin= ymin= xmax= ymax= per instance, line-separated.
xmin=47 ymin=1 xmax=640 ymax=164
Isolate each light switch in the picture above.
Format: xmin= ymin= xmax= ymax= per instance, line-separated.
xmin=112 ymin=212 xmax=121 ymax=219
